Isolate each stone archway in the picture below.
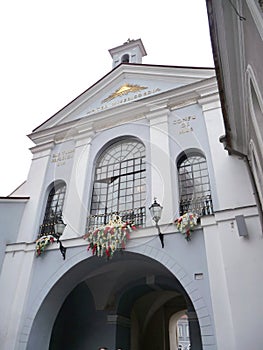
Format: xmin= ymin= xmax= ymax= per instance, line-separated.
xmin=24 ymin=244 xmax=214 ymax=350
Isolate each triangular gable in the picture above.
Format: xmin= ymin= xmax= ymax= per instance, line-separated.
xmin=33 ymin=63 xmax=215 ymax=133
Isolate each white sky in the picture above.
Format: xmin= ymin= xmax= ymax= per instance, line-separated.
xmin=0 ymin=0 xmax=214 ymax=196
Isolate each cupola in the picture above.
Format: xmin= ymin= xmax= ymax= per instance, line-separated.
xmin=109 ymin=38 xmax=147 ymax=68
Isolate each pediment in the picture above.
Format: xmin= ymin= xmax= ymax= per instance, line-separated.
xmin=32 ymin=64 xmax=214 ymax=133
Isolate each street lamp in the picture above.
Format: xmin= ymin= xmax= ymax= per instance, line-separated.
xmin=149 ymin=198 xmax=164 ymax=248
xmin=54 ymin=214 xmax=67 ymax=260
xmin=54 ymin=218 xmax=67 ymax=237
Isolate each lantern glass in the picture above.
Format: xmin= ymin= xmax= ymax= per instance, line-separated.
xmin=149 ymin=198 xmax=163 ymax=223
xmin=54 ymin=222 xmax=66 ymax=236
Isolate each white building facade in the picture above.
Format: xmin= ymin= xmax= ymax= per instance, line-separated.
xmin=0 ymin=39 xmax=262 ymax=350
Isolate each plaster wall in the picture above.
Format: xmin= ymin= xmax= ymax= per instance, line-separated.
xmin=168 ymin=102 xmax=219 ymax=213
xmin=0 ymin=249 xmax=35 ymax=350
xmin=0 ymin=200 xmax=27 ymax=270
xmin=201 ymin=100 xmax=255 ymax=209
xmin=147 ymin=109 xmax=174 ymax=223
xmin=17 ymin=149 xmax=53 ymax=242
xmin=203 ymin=207 xmax=263 ymax=350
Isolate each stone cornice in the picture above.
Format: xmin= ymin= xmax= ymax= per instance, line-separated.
xmin=201 ymin=205 xmax=258 ymax=227
xmin=0 ymin=197 xmax=29 ymax=203
xmin=30 ymin=141 xmax=55 ymax=156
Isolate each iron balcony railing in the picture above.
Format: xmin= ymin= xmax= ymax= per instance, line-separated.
xmin=87 ymin=207 xmax=146 ymax=231
xmin=39 ymin=221 xmax=56 ymax=236
xmin=179 ymin=195 xmax=213 ymax=217
xmin=87 ymin=196 xmax=213 ymax=232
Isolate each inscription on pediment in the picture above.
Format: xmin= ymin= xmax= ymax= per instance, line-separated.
xmin=86 ymin=83 xmax=161 ymax=115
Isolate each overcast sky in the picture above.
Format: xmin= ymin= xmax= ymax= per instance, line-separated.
xmin=0 ymin=0 xmax=214 ymax=196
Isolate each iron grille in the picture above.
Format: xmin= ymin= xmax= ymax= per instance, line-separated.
xmin=179 ymin=195 xmax=213 ymax=216
xmin=40 ymin=183 xmax=66 ymax=236
xmin=178 ymin=155 xmax=213 ymax=216
xmin=87 ymin=207 xmax=146 ymax=231
xmin=88 ymin=139 xmax=146 ymax=230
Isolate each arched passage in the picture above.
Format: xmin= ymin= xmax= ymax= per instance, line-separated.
xmin=26 ymin=250 xmax=206 ymax=350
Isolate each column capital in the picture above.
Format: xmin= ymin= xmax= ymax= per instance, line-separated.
xmin=146 ymin=102 xmax=169 ymax=121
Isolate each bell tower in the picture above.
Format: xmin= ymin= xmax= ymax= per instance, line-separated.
xmin=109 ymin=38 xmax=147 ymax=68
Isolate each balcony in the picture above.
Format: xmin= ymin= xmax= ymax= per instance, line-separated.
xmin=87 ymin=207 xmax=146 ymax=231
xmin=179 ymin=195 xmax=213 ymax=217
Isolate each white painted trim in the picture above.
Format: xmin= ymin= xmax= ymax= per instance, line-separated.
xmin=246 ymin=64 xmax=263 ymax=152
xmin=0 ymin=197 xmax=29 ymax=203
xmin=246 ymin=0 xmax=263 ymax=41
xmin=249 ymin=140 xmax=263 ymax=210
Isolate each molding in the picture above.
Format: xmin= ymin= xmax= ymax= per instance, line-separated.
xmin=146 ymin=104 xmax=169 ymax=122
xmin=30 ymin=141 xmax=54 ymax=156
xmin=246 ymin=0 xmax=263 ymax=41
xmin=246 ymin=64 xmax=263 ymax=152
xmin=201 ymin=205 xmax=259 ymax=226
xmin=198 ymin=93 xmax=221 ymax=111
xmin=0 ymin=197 xmax=29 ymax=203
xmin=5 ymin=224 xmax=194 ymax=253
xmin=214 ymin=205 xmax=258 ymax=222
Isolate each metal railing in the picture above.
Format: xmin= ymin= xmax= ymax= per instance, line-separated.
xmin=87 ymin=207 xmax=146 ymax=231
xmin=179 ymin=195 xmax=213 ymax=217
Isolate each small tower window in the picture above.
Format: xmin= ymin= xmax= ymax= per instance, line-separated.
xmin=121 ymin=54 xmax=130 ymax=63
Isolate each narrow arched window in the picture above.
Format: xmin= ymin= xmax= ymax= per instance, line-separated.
xmin=121 ymin=54 xmax=130 ymax=63
xmin=88 ymin=139 xmax=146 ymax=229
xmin=39 ymin=182 xmax=66 ymax=236
xmin=178 ymin=152 xmax=213 ymax=216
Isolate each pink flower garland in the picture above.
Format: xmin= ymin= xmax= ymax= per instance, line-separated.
xmin=84 ymin=216 xmax=136 ymax=258
xmin=174 ymin=212 xmax=198 ymax=241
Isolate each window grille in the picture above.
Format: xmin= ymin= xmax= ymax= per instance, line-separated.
xmin=87 ymin=139 xmax=146 ymax=230
xmin=178 ymin=154 xmax=213 ymax=216
xmin=39 ymin=182 xmax=66 ymax=236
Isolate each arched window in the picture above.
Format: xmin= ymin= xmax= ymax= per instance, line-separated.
xmin=177 ymin=152 xmax=213 ymax=216
xmin=88 ymin=139 xmax=146 ymax=229
xmin=121 ymin=54 xmax=130 ymax=63
xmin=39 ymin=182 xmax=66 ymax=236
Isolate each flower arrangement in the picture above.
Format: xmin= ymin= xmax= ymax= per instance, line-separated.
xmin=35 ymin=213 xmax=67 ymax=259
xmin=83 ymin=215 xmax=136 ymax=258
xmin=175 ymin=212 xmax=199 ymax=241
xmin=35 ymin=235 xmax=55 ymax=256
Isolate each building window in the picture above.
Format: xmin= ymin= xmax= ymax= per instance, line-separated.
xmin=87 ymin=138 xmax=146 ymax=230
xmin=177 ymin=325 xmax=183 ymax=338
xmin=121 ymin=54 xmax=130 ymax=63
xmin=39 ymin=182 xmax=66 ymax=236
xmin=178 ymin=152 xmax=213 ymax=216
